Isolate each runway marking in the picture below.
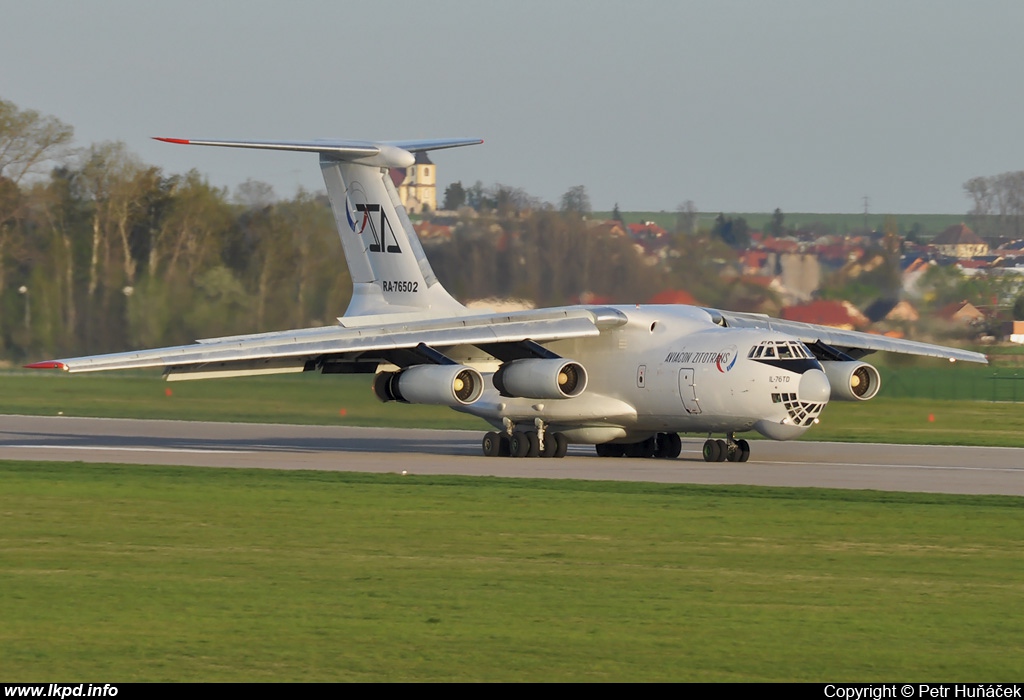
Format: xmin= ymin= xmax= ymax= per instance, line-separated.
xmin=761 ymin=460 xmax=1023 ymax=473
xmin=5 ymin=445 xmax=254 ymax=455
xmin=677 ymin=449 xmax=1022 ymax=473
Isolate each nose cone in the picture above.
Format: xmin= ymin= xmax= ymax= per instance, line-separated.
xmin=799 ymin=368 xmax=831 ymax=404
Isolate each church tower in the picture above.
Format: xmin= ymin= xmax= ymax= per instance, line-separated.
xmin=389 ymin=151 xmax=437 ymax=213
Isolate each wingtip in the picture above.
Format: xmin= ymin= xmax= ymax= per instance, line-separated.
xmin=24 ymin=360 xmax=67 ymax=370
xmin=153 ymin=137 xmax=190 ymax=144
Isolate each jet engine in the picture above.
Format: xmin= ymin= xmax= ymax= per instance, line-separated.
xmin=373 ymin=365 xmax=484 ymax=406
xmin=821 ymin=361 xmax=881 ymax=401
xmin=492 ymin=358 xmax=588 ymax=399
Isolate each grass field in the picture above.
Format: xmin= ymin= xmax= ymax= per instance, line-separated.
xmin=812 ymin=398 xmax=1024 ymax=446
xmin=1 ymin=462 xmax=1021 ymax=682
xmin=3 ymin=369 xmax=1023 ymax=448
xmin=1 ymin=370 xmax=481 ymax=429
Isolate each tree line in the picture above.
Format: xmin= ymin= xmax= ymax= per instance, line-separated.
xmin=1 ymin=98 xmax=696 ymax=362
xmin=1 ymin=98 xmax=356 ymax=361
xmin=7 ymin=96 xmax=1015 ymax=363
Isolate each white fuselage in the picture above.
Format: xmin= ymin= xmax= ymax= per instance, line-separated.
xmin=450 ymin=305 xmax=832 ymax=444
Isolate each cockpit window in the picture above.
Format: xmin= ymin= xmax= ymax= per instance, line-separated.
xmin=748 ymin=340 xmax=813 ymax=360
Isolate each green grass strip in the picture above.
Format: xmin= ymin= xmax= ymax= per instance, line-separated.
xmin=2 ymin=461 xmax=1022 ymax=681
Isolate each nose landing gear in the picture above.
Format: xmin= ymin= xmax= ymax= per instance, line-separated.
xmin=702 ymin=433 xmax=750 ymax=462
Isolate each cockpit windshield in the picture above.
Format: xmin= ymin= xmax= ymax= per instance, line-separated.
xmin=747 ymin=340 xmax=814 ymax=360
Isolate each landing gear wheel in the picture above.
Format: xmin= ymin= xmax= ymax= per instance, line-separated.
xmin=482 ymin=431 xmax=502 ymax=457
xmin=655 ymin=432 xmax=682 ymax=459
xmin=596 ymin=443 xmax=625 ymax=458
xmin=625 ymin=438 xmax=655 ymax=458
xmin=715 ymin=439 xmax=728 ymax=462
xmin=702 ymin=439 xmax=721 ymax=463
xmin=510 ymin=431 xmax=530 ymax=458
xmin=525 ymin=431 xmax=540 ymax=457
xmin=552 ymin=433 xmax=568 ymax=458
xmin=540 ymin=433 xmax=558 ymax=458
xmin=736 ymin=439 xmax=751 ymax=462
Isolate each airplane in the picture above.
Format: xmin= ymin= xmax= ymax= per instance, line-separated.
xmin=27 ymin=136 xmax=988 ymax=462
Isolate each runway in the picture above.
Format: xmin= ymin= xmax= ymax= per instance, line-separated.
xmin=1 ymin=414 xmax=1021 ymax=496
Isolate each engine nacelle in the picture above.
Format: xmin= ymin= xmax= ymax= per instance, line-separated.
xmin=492 ymin=358 xmax=587 ymax=399
xmin=373 ymin=365 xmax=484 ymax=406
xmin=821 ymin=361 xmax=881 ymax=401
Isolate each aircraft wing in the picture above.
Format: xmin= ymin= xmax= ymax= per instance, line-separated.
xmin=27 ymin=307 xmax=627 ymax=379
xmin=716 ymin=309 xmax=988 ymax=363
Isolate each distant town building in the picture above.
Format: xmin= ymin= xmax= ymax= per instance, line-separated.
xmin=586 ymin=220 xmax=628 ymax=238
xmin=781 ymin=300 xmax=870 ymax=331
xmin=648 ymin=289 xmax=701 ymax=306
xmin=1010 ymin=321 xmax=1024 ymax=345
xmin=932 ymin=223 xmax=989 ymax=259
xmin=884 ymin=300 xmax=920 ymax=323
xmin=936 ymin=300 xmax=987 ymax=325
xmin=775 ymin=252 xmax=821 ymax=303
xmin=412 ymin=221 xmax=453 ymax=244
xmin=389 ymin=151 xmax=437 ymax=213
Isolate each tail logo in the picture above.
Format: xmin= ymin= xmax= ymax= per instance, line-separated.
xmin=344 ymin=181 xmax=402 ymax=254
xmin=344 ymin=182 xmax=370 ymax=234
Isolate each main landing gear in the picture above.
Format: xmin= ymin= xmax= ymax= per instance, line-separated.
xmin=482 ymin=422 xmax=569 ymax=458
xmin=701 ymin=433 xmax=750 ymax=463
xmin=594 ymin=432 xmax=682 ymax=459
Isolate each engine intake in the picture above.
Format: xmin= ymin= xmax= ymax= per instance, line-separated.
xmin=822 ymin=361 xmax=881 ymax=401
xmin=373 ymin=365 xmax=484 ymax=406
xmin=493 ymin=358 xmax=587 ymax=399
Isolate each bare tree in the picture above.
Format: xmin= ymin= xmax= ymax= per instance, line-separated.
xmin=75 ymin=141 xmax=155 ymax=294
xmin=0 ymin=98 xmax=74 ymax=186
xmin=675 ymin=200 xmax=698 ymax=235
xmin=560 ymin=185 xmax=591 ymax=216
xmin=234 ymin=179 xmax=276 ymax=209
xmin=0 ymin=99 xmax=74 ymax=292
xmin=965 ymin=171 xmax=1024 ymax=238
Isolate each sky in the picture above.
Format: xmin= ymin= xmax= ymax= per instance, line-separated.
xmin=2 ymin=0 xmax=1023 ymax=215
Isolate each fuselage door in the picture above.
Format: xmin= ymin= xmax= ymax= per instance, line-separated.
xmin=678 ymin=368 xmax=701 ymax=414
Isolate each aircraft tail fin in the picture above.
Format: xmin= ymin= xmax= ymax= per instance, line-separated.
xmin=154 ymin=137 xmax=483 ymax=321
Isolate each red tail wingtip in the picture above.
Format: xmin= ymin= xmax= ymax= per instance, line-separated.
xmin=24 ymin=361 xmax=67 ymax=370
xmin=153 ymin=137 xmax=190 ymax=144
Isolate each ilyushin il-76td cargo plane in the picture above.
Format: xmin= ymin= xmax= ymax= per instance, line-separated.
xmin=29 ymin=137 xmax=987 ymax=462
